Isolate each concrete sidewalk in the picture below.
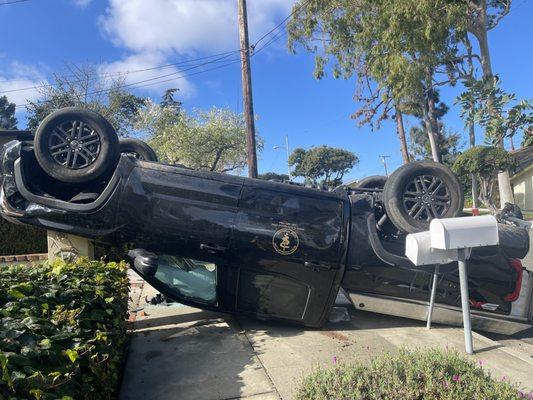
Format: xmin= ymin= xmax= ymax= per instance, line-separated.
xmin=120 ymin=277 xmax=278 ymax=400
xmin=120 ymin=272 xmax=533 ymax=400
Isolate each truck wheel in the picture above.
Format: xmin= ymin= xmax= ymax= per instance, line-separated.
xmin=356 ymin=175 xmax=387 ymax=189
xmin=382 ymin=161 xmax=464 ymax=233
xmin=34 ymin=107 xmax=119 ymax=184
xmin=340 ymin=175 xmax=387 ymax=191
xmin=120 ymin=138 xmax=158 ymax=162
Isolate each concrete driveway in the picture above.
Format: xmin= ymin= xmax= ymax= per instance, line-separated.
xmin=120 ymin=273 xmax=533 ymax=400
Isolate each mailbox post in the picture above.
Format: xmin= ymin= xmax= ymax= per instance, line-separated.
xmin=426 ymin=264 xmax=439 ymax=329
xmin=406 ymin=231 xmax=458 ymax=329
xmin=456 ymin=248 xmax=472 ymax=353
xmin=406 ymin=215 xmax=499 ymax=355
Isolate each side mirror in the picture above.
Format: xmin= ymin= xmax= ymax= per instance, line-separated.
xmin=128 ymin=248 xmax=159 ymax=276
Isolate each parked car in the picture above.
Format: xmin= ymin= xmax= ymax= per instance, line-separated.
xmin=0 ymin=108 xmax=530 ymax=333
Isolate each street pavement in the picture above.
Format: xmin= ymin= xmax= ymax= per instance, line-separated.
xmin=120 ymin=271 xmax=533 ymax=400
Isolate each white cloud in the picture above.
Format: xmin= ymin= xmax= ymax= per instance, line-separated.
xmin=96 ymin=0 xmax=296 ymax=102
xmin=98 ymin=52 xmax=195 ymax=98
xmin=99 ymin=0 xmax=296 ymax=54
xmin=0 ymin=61 xmax=48 ymax=111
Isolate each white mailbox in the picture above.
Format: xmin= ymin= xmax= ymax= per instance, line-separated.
xmin=404 ymin=215 xmax=501 ymax=355
xmin=430 ymin=215 xmax=499 ymax=250
xmin=405 ymin=231 xmax=458 ymax=266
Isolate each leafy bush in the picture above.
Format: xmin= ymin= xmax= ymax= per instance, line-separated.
xmin=297 ymin=348 xmax=531 ymax=400
xmin=0 ymin=258 xmax=129 ymax=400
xmin=452 ymin=146 xmax=515 ymax=213
xmin=0 ymin=218 xmax=47 ymax=256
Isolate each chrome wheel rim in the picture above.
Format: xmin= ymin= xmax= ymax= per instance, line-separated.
xmin=403 ymin=174 xmax=451 ymax=221
xmin=48 ymin=120 xmax=101 ymax=169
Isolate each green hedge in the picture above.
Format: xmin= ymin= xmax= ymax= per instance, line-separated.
xmin=0 ymin=218 xmax=47 ymax=256
xmin=0 ymin=258 xmax=129 ymax=400
xmin=297 ymin=348 xmax=530 ymax=400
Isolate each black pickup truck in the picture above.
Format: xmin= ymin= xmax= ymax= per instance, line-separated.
xmin=0 ymin=108 xmax=530 ymax=333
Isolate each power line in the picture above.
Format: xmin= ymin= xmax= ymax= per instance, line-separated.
xmin=253 ymin=0 xmax=309 ymax=46
xmin=0 ymin=50 xmax=241 ymax=92
xmin=77 ymin=53 xmax=238 ymax=94
xmin=0 ymin=0 xmax=31 ymax=5
xmin=0 ymin=49 xmax=240 ymax=85
xmin=97 ymin=59 xmax=242 ymax=94
xmin=10 ymin=0 xmax=311 ymax=109
xmin=14 ymin=57 xmax=242 ymax=109
xmin=2 ymin=1 xmax=308 ymax=93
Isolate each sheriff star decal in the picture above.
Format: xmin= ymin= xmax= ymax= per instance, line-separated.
xmin=272 ymin=227 xmax=299 ymax=255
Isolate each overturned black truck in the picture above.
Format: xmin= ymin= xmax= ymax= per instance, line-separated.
xmin=1 ymin=108 xmax=531 ymax=334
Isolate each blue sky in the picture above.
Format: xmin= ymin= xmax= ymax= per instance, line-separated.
xmin=0 ymin=0 xmax=531 ymax=181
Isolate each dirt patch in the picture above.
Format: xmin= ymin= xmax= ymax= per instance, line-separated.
xmin=320 ymin=331 xmax=349 ymax=342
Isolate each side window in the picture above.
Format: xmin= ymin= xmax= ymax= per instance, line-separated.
xmin=154 ymin=255 xmax=218 ymax=305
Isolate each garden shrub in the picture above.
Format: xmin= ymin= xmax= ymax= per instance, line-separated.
xmin=0 ymin=218 xmax=47 ymax=256
xmin=0 ymin=258 xmax=129 ymax=400
xmin=297 ymin=348 xmax=531 ymax=400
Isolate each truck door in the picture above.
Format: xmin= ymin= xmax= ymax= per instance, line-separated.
xmin=229 ymin=180 xmax=350 ymax=327
xmin=119 ymin=163 xmax=244 ymax=313
xmin=118 ymin=162 xmax=244 ymax=264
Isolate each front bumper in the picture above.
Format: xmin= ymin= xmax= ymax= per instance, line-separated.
xmin=0 ymin=140 xmax=132 ymax=240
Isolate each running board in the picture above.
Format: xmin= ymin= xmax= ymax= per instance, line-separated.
xmin=347 ymin=292 xmax=532 ymax=335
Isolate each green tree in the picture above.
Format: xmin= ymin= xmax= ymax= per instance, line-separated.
xmin=26 ymin=65 xmax=146 ymax=136
xmin=0 ymin=96 xmax=17 ymax=130
xmin=160 ymin=88 xmax=182 ymax=115
xmin=452 ymin=146 xmax=515 ymax=213
xmin=522 ymin=127 xmax=532 ymax=147
xmin=138 ymin=104 xmax=262 ymax=173
xmin=451 ymin=1 xmax=518 ymax=205
xmin=457 ymin=77 xmax=532 ymax=147
xmin=287 ymin=0 xmax=466 ymax=164
xmin=409 ymin=125 xmax=462 ymax=166
xmin=258 ymin=172 xmax=290 ymax=182
xmin=408 ymin=92 xmax=462 ymax=165
xmin=288 ymin=145 xmax=358 ymax=188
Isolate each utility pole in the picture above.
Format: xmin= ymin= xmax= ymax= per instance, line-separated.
xmin=274 ymin=134 xmax=292 ymax=181
xmin=238 ymin=0 xmax=258 ymax=178
xmin=380 ymin=155 xmax=390 ymax=176
xmin=285 ymin=135 xmax=291 ymax=181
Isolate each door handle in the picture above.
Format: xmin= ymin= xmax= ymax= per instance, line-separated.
xmin=200 ymin=243 xmax=227 ymax=254
xmin=304 ymin=261 xmax=333 ymax=271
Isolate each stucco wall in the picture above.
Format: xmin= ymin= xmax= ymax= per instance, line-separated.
xmin=512 ymin=166 xmax=533 ymax=212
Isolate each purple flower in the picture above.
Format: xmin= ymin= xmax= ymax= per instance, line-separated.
xmin=452 ymin=375 xmax=460 ymax=382
xmin=518 ymin=391 xmax=524 ymax=398
xmin=442 ymin=381 xmax=449 ymax=389
xmin=478 ymin=359 xmax=485 ymax=366
xmin=501 ymin=375 xmax=508 ymax=381
xmin=332 ymin=356 xmax=337 ymax=365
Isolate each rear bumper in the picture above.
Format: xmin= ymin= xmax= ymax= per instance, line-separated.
xmin=347 ymin=290 xmax=532 ymax=335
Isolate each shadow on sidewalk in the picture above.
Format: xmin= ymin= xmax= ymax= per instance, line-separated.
xmin=120 ymin=308 xmax=277 ymax=400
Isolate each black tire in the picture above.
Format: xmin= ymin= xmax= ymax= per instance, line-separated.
xmin=496 ymin=223 xmax=530 ymax=260
xmin=382 ymin=161 xmax=464 ymax=233
xmin=339 ymin=176 xmax=387 ymax=191
xmin=356 ymin=175 xmax=388 ymax=189
xmin=34 ymin=107 xmax=119 ymax=184
xmin=119 ymin=138 xmax=158 ymax=162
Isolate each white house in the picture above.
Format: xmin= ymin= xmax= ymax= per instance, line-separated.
xmin=511 ymin=146 xmax=533 ymax=212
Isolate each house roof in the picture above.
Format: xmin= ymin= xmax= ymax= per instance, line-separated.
xmin=511 ymin=146 xmax=533 ymax=176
